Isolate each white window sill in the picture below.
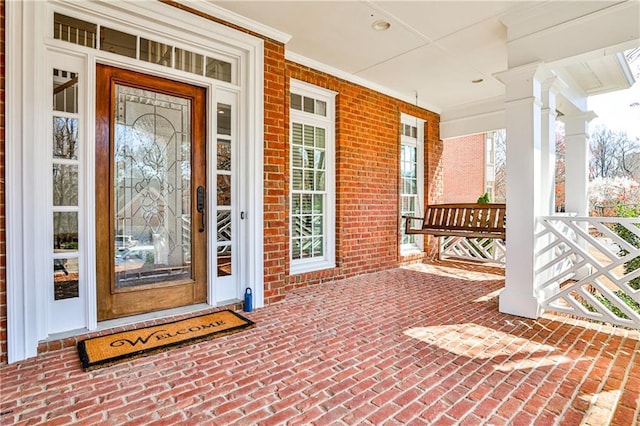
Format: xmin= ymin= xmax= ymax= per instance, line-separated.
xmin=290 ymin=259 xmax=336 ymax=275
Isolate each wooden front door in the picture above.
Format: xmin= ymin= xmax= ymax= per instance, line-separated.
xmin=96 ymin=65 xmax=207 ymax=321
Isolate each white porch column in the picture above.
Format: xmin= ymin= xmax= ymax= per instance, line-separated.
xmin=562 ymin=112 xmax=596 ymax=279
xmin=537 ymin=76 xmax=565 ymax=300
xmin=496 ymin=63 xmax=544 ymax=319
xmin=540 ymin=77 xmax=564 ymax=215
xmin=563 ymin=112 xmax=596 ymax=216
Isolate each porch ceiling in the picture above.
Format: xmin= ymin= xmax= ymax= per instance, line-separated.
xmin=210 ymin=0 xmax=639 ymax=129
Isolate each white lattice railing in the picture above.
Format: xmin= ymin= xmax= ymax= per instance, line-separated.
xmin=440 ymin=236 xmax=506 ymax=265
xmin=535 ymin=216 xmax=640 ymax=328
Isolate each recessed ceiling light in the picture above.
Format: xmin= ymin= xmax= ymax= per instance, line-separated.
xmin=472 ymin=78 xmax=484 ymax=84
xmin=372 ymin=20 xmax=391 ymax=31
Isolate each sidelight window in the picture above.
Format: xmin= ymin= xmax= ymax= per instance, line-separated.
xmin=52 ymin=68 xmax=81 ymax=301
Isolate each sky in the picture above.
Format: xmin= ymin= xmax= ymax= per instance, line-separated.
xmin=587 ymin=54 xmax=640 ymax=141
xmin=589 ymin=82 xmax=640 ymax=140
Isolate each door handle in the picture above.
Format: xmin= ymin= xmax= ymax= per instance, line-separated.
xmin=197 ymin=186 xmax=206 ymax=233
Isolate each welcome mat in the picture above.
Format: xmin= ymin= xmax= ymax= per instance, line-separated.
xmin=78 ymin=310 xmax=255 ymax=371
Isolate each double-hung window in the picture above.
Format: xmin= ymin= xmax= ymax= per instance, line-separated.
xmin=400 ymin=114 xmax=425 ymax=254
xmin=289 ymin=80 xmax=336 ymax=274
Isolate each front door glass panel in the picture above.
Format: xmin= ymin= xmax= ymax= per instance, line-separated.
xmin=113 ymin=85 xmax=192 ymax=288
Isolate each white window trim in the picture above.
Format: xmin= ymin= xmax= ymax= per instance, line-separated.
xmin=289 ymin=80 xmax=337 ymax=275
xmin=400 ymin=113 xmax=425 ymax=255
xmin=6 ymin=0 xmax=264 ymax=363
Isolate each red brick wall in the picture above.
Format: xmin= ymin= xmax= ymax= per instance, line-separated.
xmin=279 ymin=64 xmax=440 ymax=296
xmin=262 ymin=41 xmax=288 ymax=303
xmin=0 ymin=0 xmax=6 ymax=364
xmin=442 ymin=134 xmax=485 ymax=203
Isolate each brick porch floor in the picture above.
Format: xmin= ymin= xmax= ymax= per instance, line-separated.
xmin=1 ymin=263 xmax=639 ymax=425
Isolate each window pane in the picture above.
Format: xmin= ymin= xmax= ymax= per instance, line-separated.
xmin=410 ymin=197 xmax=417 ymax=212
xmin=404 ymin=179 xmax=417 ymax=195
xmin=315 ymin=100 xmax=326 ymax=116
xmin=304 ymin=170 xmax=314 ymax=190
xmin=206 ymin=58 xmax=232 ymax=82
xmin=291 ymin=94 xmax=302 ymax=111
xmin=315 ymin=171 xmax=325 ymax=191
xmin=217 ymin=175 xmax=231 ymax=206
xmin=100 ymin=27 xmax=136 ymax=59
xmin=303 ymin=97 xmax=314 ymax=113
xmin=302 ymin=194 xmax=312 ymax=214
xmin=292 ymin=169 xmax=303 ymax=191
xmin=314 ymin=150 xmax=325 ymax=170
xmin=53 ymin=13 xmax=96 ymax=48
xmin=304 ymin=125 xmax=314 ymax=147
xmin=292 ymin=194 xmax=301 ymax=215
xmin=217 ymin=246 xmax=231 ymax=276
xmin=301 ymin=237 xmax=313 ymax=257
xmin=217 ymin=103 xmax=231 ymax=136
xmin=292 ymin=239 xmax=301 ymax=259
xmin=217 ymin=139 xmax=231 ymax=171
xmin=313 ymin=237 xmax=323 ymax=256
xmin=53 ymin=117 xmax=78 ymax=160
xmin=292 ymin=217 xmax=301 ymax=237
xmin=401 ymin=197 xmax=409 ymax=212
xmin=313 ymin=215 xmax=323 ymax=236
xmin=175 ymin=48 xmax=203 ymax=75
xmin=301 ymin=216 xmax=312 ymax=237
xmin=292 ymin=146 xmax=303 ymax=168
xmin=313 ymin=195 xmax=323 ymax=214
xmin=53 ymin=69 xmax=78 ymax=113
xmin=304 ymin=148 xmax=314 ymax=169
xmin=315 ymin=128 xmax=325 ymax=148
xmin=53 ymin=164 xmax=78 ymax=206
xmin=53 ymin=212 xmax=78 ymax=251
xmin=217 ymin=211 xmax=231 ymax=242
xmin=292 ymin=123 xmax=303 ymax=144
xmin=54 ymin=258 xmax=79 ymax=300
xmin=140 ymin=38 xmax=172 ymax=67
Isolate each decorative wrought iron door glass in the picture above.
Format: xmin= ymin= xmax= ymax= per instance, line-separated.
xmin=113 ymin=85 xmax=192 ymax=288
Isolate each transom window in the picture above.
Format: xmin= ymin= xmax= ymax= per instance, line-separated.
xmin=289 ymin=81 xmax=336 ymax=274
xmin=290 ymin=93 xmax=327 ymax=116
xmin=53 ymin=13 xmax=235 ymax=83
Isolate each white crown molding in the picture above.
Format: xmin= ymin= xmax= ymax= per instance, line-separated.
xmin=286 ymin=51 xmax=442 ymax=114
xmin=176 ymin=0 xmax=292 ymax=44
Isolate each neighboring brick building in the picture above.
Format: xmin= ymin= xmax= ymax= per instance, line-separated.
xmin=442 ymin=133 xmax=494 ymax=203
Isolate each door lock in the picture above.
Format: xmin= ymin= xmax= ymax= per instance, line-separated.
xmin=197 ymin=186 xmax=206 ymax=232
